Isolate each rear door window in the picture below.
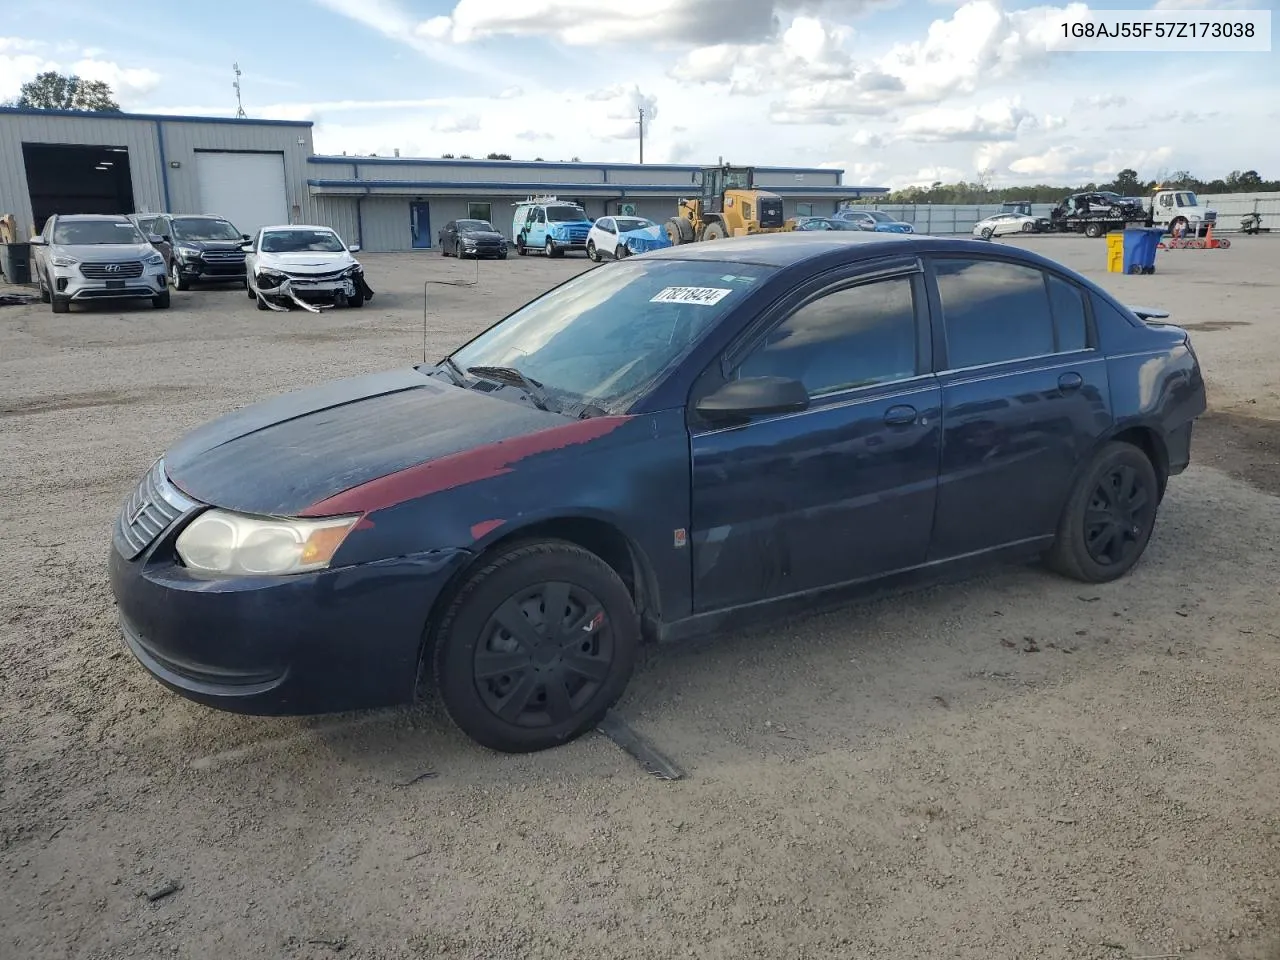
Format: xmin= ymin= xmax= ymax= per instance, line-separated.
xmin=933 ymin=258 xmax=1056 ymax=369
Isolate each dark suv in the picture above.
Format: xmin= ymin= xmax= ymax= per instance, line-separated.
xmin=143 ymin=214 xmax=251 ymax=290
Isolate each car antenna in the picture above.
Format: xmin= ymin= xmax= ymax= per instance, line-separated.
xmin=422 ymin=256 xmax=480 ymax=365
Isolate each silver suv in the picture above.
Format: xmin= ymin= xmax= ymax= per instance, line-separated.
xmin=31 ymin=214 xmax=169 ymax=314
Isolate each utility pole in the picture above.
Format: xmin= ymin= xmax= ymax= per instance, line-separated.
xmin=637 ymin=106 xmax=645 ymax=164
xmin=233 ymin=63 xmax=247 ymax=119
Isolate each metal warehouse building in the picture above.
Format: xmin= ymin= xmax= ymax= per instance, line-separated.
xmin=0 ymin=107 xmax=886 ymax=252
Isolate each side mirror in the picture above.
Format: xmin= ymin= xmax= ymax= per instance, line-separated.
xmin=695 ymin=376 xmax=809 ymax=421
xmin=29 ymin=236 xmax=45 ymax=245
xmin=148 ymin=234 xmax=165 ymax=245
xmin=239 ymin=242 xmax=253 ymax=252
xmin=241 ymin=234 xmax=250 ymax=241
xmin=348 ymin=243 xmax=361 ymax=253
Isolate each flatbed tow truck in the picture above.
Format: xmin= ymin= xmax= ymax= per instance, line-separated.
xmin=1048 ymin=188 xmax=1219 ymax=238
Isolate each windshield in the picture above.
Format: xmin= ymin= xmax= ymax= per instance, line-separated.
xmin=52 ymin=219 xmax=144 ymax=245
xmin=865 ymin=210 xmax=895 ymax=222
xmin=723 ymin=169 xmax=751 ymax=190
xmin=458 ymin=219 xmax=494 ymax=231
xmin=545 ymin=206 xmax=586 ymax=222
xmin=260 ymin=229 xmax=345 ymax=253
xmin=172 ymin=217 xmax=242 ymax=241
xmin=445 ymin=259 xmax=777 ymax=411
xmin=1176 ymin=192 xmax=1198 ymax=206
xmin=614 ymin=218 xmax=653 ymax=232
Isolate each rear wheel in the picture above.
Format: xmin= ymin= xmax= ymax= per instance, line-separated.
xmin=431 ymin=540 xmax=640 ymax=753
xmin=516 ymin=237 xmax=527 ymax=256
xmin=1084 ymin=222 xmax=1103 ymax=239
xmin=1045 ymin=441 xmax=1160 ymax=583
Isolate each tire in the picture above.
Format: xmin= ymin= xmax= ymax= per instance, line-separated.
xmin=665 ymin=217 xmax=694 ymax=245
xmin=981 ymin=226 xmax=995 ymax=240
xmin=255 ymin=295 xmax=269 ymax=311
xmin=348 ymin=291 xmax=365 ymax=308
xmin=441 ymin=239 xmax=451 ymax=257
xmin=1169 ymin=217 xmax=1188 ymax=238
xmin=431 ymin=540 xmax=640 ymax=753
xmin=701 ymin=220 xmax=726 ymax=241
xmin=587 ymin=240 xmax=600 ymax=262
xmin=152 ymin=289 xmax=171 ymax=309
xmin=1218 ymin=238 xmax=1231 ymax=249
xmin=1084 ymin=222 xmax=1103 ymax=239
xmin=516 ymin=237 xmax=527 ymax=256
xmin=1045 ymin=441 xmax=1160 ymax=584
xmin=545 ymin=239 xmax=563 ymax=259
xmin=38 ymin=270 xmax=51 ymax=303
xmin=247 ymin=284 xmax=256 ymax=299
xmin=170 ymin=261 xmax=189 ymax=291
xmin=51 ymin=296 xmax=70 ymax=314
xmin=498 ymin=249 xmax=508 ymax=260
xmin=616 ymin=244 xmax=629 ymax=258
xmin=1022 ymin=220 xmax=1033 ymax=233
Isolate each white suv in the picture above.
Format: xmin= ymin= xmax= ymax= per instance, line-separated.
xmin=31 ymin=214 xmax=169 ymax=314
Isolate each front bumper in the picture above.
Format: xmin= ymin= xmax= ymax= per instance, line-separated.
xmin=56 ymin=271 xmax=167 ymax=301
xmin=108 ymin=531 xmax=472 ymax=716
xmin=175 ymin=257 xmax=246 ymax=280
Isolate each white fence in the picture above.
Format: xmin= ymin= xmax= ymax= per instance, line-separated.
xmin=846 ymin=192 xmax=1280 ymax=235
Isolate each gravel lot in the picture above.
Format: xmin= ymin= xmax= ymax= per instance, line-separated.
xmin=3 ymin=236 xmax=1279 ymax=960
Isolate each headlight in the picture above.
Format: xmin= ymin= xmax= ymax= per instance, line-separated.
xmin=257 ymin=269 xmax=287 ymax=286
xmin=176 ymin=245 xmax=201 ymax=259
xmin=144 ymin=252 xmax=165 ymax=265
xmin=175 ymin=509 xmax=360 ymax=576
xmin=51 ymin=255 xmax=79 ymax=267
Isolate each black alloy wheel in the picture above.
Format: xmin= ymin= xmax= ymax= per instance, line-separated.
xmin=1046 ymin=441 xmax=1159 ymax=583
xmin=432 ymin=540 xmax=639 ymax=753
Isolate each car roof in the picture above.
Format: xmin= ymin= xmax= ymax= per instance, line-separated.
xmin=55 ymin=214 xmax=132 ymax=222
xmin=639 ymin=231 xmax=1074 ymax=270
xmin=260 ymin=224 xmax=336 ymax=232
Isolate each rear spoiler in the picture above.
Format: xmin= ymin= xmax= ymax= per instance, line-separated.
xmin=1127 ymin=305 xmax=1171 ymax=322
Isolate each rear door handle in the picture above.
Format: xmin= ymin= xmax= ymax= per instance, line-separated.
xmin=884 ymin=404 xmax=918 ymax=426
xmin=1058 ymin=372 xmax=1084 ymax=393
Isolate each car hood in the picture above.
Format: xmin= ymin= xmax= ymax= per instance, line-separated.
xmin=618 ymin=225 xmax=665 ymax=241
xmin=257 ymin=251 xmax=358 ymax=273
xmin=53 ymin=242 xmax=158 ymax=261
xmin=459 ymin=229 xmax=504 ymax=241
xmin=163 ymin=368 xmax=568 ymax=516
xmin=174 ymin=238 xmax=245 ymax=252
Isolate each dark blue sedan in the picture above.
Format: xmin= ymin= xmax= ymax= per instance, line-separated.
xmin=109 ymin=232 xmax=1206 ymax=753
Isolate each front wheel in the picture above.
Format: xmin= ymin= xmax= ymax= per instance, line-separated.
xmin=1022 ymin=220 xmax=1033 ymax=233
xmin=152 ymin=289 xmax=171 ymax=309
xmin=1084 ymin=222 xmax=1103 ymax=238
xmin=431 ymin=540 xmax=640 ymax=753
xmin=1045 ymin=441 xmax=1160 ymax=583
xmin=587 ymin=240 xmax=599 ymax=262
xmin=170 ymin=261 xmax=189 ymax=291
xmin=981 ymin=226 xmax=995 ymax=240
xmin=545 ymin=239 xmax=563 ymax=258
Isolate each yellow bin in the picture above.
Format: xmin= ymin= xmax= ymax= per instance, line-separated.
xmin=1106 ymin=231 xmax=1124 ymax=273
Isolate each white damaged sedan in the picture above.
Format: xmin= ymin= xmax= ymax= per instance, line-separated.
xmin=972 ymin=212 xmax=1042 ymax=240
xmin=243 ymin=225 xmax=373 ymax=312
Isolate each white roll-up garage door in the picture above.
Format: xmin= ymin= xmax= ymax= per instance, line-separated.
xmin=194 ymin=151 xmax=289 ymax=236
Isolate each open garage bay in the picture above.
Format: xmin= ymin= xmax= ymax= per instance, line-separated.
xmin=2 ymin=237 xmax=1280 ymax=960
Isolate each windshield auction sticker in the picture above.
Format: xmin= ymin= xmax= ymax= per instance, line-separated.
xmin=650 ymin=287 xmax=733 ymax=305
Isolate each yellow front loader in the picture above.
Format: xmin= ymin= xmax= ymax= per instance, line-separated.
xmin=664 ymin=165 xmax=795 ymax=245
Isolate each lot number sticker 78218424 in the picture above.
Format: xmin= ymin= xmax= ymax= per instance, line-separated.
xmin=650 ymin=287 xmax=733 ymax=306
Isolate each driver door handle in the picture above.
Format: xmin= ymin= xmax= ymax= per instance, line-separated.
xmin=1058 ymin=372 xmax=1083 ymax=393
xmin=884 ymin=404 xmax=918 ymax=426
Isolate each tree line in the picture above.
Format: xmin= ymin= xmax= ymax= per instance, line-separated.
xmin=883 ymin=168 xmax=1277 ymax=204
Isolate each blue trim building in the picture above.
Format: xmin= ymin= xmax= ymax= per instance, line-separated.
xmin=0 ymin=106 xmax=888 ymax=252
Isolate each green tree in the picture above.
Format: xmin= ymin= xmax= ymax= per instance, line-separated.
xmin=15 ymin=71 xmax=120 ymax=111
xmin=1112 ymin=168 xmax=1142 ymax=195
xmin=485 ymin=152 xmax=512 ymax=160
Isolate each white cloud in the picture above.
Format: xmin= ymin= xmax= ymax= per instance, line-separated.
xmin=496 ymin=85 xmax=523 ymax=99
xmin=0 ymin=37 xmax=45 ymax=54
xmin=69 ymin=58 xmax=160 ymax=99
xmin=1006 ymin=144 xmax=1175 ymax=181
xmin=415 ymin=0 xmax=890 ymax=46
xmin=435 ymin=113 xmax=482 ymax=133
xmin=310 ymin=0 xmax=526 ymax=86
xmin=671 ymin=2 xmax=1087 ymax=124
xmin=1151 ymin=0 xmax=1255 ymax=8
xmin=1075 ymin=93 xmax=1127 ymax=110
xmin=896 ymin=97 xmax=1034 ymax=142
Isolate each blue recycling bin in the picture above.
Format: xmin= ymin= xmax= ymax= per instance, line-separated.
xmin=1122 ymin=227 xmax=1163 ymax=275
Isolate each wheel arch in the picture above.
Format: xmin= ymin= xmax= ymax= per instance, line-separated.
xmin=419 ymin=513 xmax=664 ymax=678
xmin=1074 ymin=422 xmax=1171 ymax=502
